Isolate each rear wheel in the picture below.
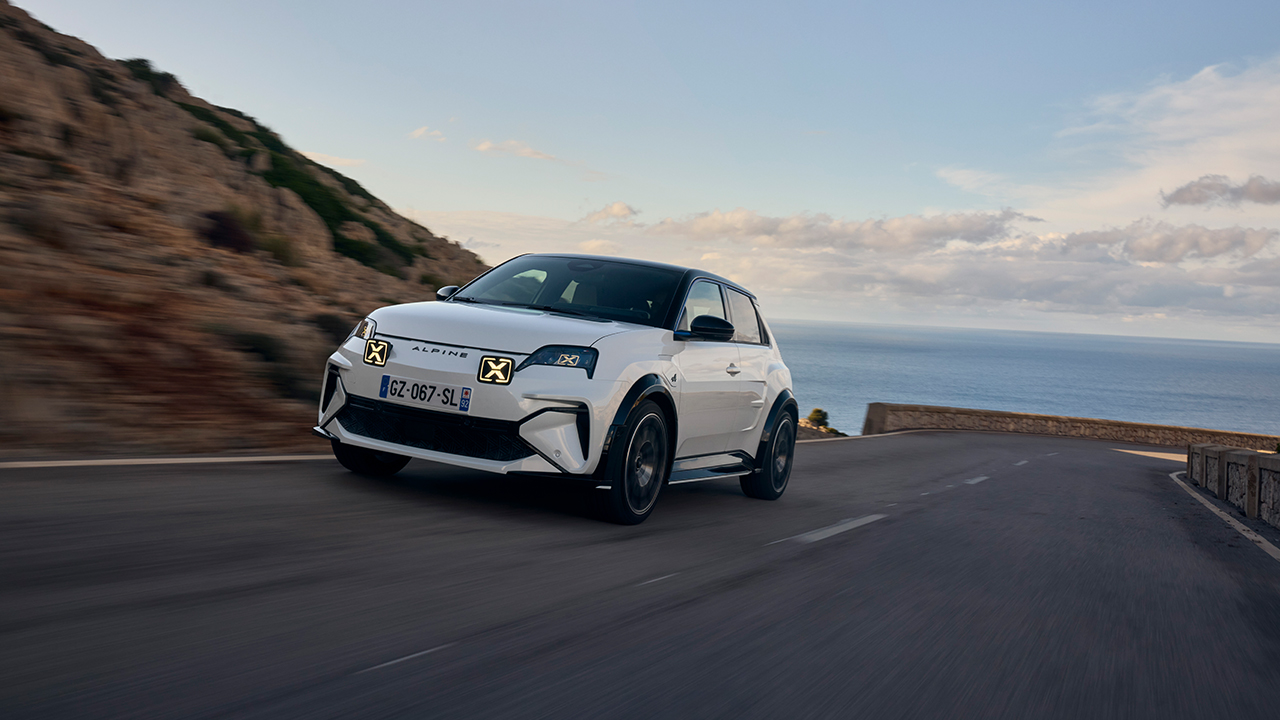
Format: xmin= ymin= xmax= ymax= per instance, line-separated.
xmin=597 ymin=400 xmax=669 ymax=525
xmin=741 ymin=411 xmax=795 ymax=500
xmin=331 ymin=439 xmax=410 ymax=477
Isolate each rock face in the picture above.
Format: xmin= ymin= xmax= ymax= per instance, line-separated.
xmin=0 ymin=1 xmax=489 ymax=456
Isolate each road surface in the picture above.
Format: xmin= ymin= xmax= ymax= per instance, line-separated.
xmin=3 ymin=431 xmax=1280 ymax=719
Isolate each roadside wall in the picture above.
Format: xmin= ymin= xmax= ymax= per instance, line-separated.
xmin=862 ymin=403 xmax=1280 ymax=451
xmin=1188 ymin=444 xmax=1280 ymax=531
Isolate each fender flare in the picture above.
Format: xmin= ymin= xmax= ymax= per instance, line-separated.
xmin=596 ymin=374 xmax=677 ymax=481
xmin=753 ymin=390 xmax=798 ymax=471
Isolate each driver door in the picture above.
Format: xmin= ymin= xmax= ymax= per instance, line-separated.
xmin=673 ymin=281 xmax=743 ymax=457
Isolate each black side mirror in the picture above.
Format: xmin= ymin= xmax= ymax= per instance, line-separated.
xmin=689 ymin=314 xmax=735 ymax=342
xmin=436 ymin=285 xmax=460 ymax=301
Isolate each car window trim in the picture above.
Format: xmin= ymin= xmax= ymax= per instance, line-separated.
xmin=673 ymin=278 xmax=733 ymax=341
xmin=724 ymin=286 xmax=770 ymax=347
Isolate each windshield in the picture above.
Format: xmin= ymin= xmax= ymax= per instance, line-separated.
xmin=453 ymin=256 xmax=683 ymax=328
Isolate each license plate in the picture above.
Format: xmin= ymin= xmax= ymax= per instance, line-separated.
xmin=379 ymin=375 xmax=471 ymax=413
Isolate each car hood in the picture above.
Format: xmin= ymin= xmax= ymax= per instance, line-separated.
xmin=369 ymin=301 xmax=633 ymax=354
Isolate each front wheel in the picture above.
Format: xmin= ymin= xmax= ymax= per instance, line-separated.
xmin=741 ymin=411 xmax=795 ymax=500
xmin=597 ymin=400 xmax=670 ymax=525
xmin=331 ymin=439 xmax=410 ymax=477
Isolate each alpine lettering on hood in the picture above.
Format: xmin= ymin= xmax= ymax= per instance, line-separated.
xmin=368 ymin=301 xmax=632 ymax=354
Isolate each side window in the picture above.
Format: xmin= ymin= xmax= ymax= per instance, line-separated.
xmin=677 ymin=280 xmax=727 ymax=332
xmin=726 ymin=289 xmax=762 ymax=344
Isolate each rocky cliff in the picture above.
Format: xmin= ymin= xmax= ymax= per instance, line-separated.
xmin=0 ymin=1 xmax=488 ymax=456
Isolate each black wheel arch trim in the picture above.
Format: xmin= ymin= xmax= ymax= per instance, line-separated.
xmin=596 ymin=374 xmax=677 ymax=481
xmin=754 ymin=390 xmax=798 ymax=472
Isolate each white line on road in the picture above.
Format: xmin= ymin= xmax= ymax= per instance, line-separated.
xmin=1168 ymin=471 xmax=1280 ymax=564
xmin=1014 ymin=460 xmax=1028 ymax=466
xmin=637 ymin=573 xmax=678 ymax=586
xmin=1046 ymin=452 xmax=1059 ymax=456
xmin=963 ymin=476 xmax=989 ymax=485
xmin=0 ymin=455 xmax=332 ymax=470
xmin=357 ymin=644 xmax=455 ymax=674
xmin=771 ymin=514 xmax=888 ymax=545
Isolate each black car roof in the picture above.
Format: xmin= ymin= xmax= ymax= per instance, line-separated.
xmin=531 ymin=253 xmax=755 ymax=299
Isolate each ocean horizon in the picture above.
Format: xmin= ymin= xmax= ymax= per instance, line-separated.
xmin=770 ymin=320 xmax=1280 ymax=438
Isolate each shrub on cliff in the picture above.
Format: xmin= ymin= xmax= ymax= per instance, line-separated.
xmin=200 ymin=211 xmax=254 ymax=253
xmin=807 ymin=408 xmax=829 ymax=428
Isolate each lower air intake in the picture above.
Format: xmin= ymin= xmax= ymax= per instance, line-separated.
xmin=335 ymin=396 xmax=535 ymax=462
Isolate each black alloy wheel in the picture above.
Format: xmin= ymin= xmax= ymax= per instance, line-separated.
xmin=331 ymin=439 xmax=411 ymax=477
xmin=741 ymin=411 xmax=795 ymax=500
xmin=598 ymin=399 xmax=669 ymax=525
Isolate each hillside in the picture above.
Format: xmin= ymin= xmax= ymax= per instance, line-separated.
xmin=0 ymin=1 xmax=488 ymax=456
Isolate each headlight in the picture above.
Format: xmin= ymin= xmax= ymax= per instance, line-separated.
xmin=516 ymin=345 xmax=599 ymax=379
xmin=349 ymin=317 xmax=377 ymax=341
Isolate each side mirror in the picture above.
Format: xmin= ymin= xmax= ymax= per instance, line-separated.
xmin=689 ymin=314 xmax=735 ymax=342
xmin=436 ymin=285 xmax=460 ymax=301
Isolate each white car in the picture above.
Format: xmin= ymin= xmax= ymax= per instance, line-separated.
xmin=314 ymin=254 xmax=797 ymax=524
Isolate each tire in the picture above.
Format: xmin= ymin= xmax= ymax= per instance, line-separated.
xmin=597 ymin=400 xmax=670 ymax=525
xmin=741 ymin=411 xmax=795 ymax=500
xmin=331 ymin=439 xmax=411 ymax=477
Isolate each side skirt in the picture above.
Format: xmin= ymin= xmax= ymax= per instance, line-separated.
xmin=667 ymin=451 xmax=756 ymax=485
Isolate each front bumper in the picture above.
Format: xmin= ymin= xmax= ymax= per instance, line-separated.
xmin=316 ymin=335 xmax=619 ymax=476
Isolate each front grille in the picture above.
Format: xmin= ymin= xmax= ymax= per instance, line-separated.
xmin=335 ymin=396 xmax=534 ymax=462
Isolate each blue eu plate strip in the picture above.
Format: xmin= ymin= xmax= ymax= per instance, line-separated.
xmin=379 ymin=375 xmax=390 ymax=398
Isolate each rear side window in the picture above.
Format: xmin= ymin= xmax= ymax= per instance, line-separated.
xmin=726 ymin=289 xmax=763 ymax=344
xmin=677 ymin=280 xmax=727 ymax=331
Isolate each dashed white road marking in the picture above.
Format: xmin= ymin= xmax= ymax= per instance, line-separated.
xmin=1014 ymin=460 xmax=1028 ymax=466
xmin=963 ymin=476 xmax=989 ymax=485
xmin=637 ymin=573 xmax=678 ymax=586
xmin=772 ymin=514 xmax=888 ymax=545
xmin=1046 ymin=452 xmax=1059 ymax=456
xmin=1168 ymin=471 xmax=1280 ymax=564
xmin=0 ymin=455 xmax=332 ymax=470
xmin=356 ymin=644 xmax=455 ymax=674
xmin=920 ymin=492 xmax=930 ymax=495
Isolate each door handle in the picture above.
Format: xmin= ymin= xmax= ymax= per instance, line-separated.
xmin=726 ymin=363 xmax=740 ymax=376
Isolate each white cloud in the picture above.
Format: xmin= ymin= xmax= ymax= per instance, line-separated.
xmin=300 ymin=151 xmax=365 ymax=167
xmin=578 ymin=239 xmax=623 ymax=254
xmin=581 ymin=201 xmax=639 ymax=225
xmin=648 ymin=207 xmax=1036 ymax=252
xmin=403 ymin=204 xmax=1280 ymax=339
xmin=1161 ymin=175 xmax=1280 ymax=207
xmin=473 ymin=139 xmax=557 ymax=160
xmin=410 ymin=126 xmax=446 ymax=142
xmin=1064 ymin=220 xmax=1277 ymax=263
xmin=472 ymin=139 xmax=605 ymax=181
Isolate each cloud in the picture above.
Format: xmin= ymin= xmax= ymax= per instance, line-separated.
xmin=300 ymin=151 xmax=365 ymax=167
xmin=581 ymin=201 xmax=639 ymax=225
xmin=1161 ymin=175 xmax=1280 ymax=207
xmin=649 ymin=207 xmax=1037 ymax=252
xmin=473 ymin=139 xmax=557 ymax=160
xmin=1064 ymin=220 xmax=1277 ymax=262
xmin=578 ymin=239 xmax=622 ymax=254
xmin=472 ymin=139 xmax=605 ymax=181
xmin=410 ymin=126 xmax=446 ymax=142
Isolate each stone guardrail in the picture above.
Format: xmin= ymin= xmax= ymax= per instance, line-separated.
xmin=862 ymin=403 xmax=1280 ymax=452
xmin=1187 ymin=444 xmax=1280 ymax=530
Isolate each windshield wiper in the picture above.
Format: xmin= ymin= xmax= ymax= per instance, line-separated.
xmin=493 ymin=302 xmax=605 ymax=319
xmin=449 ymin=296 xmax=491 ymax=304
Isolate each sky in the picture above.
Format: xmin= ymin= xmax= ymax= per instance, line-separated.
xmin=19 ymin=0 xmax=1280 ymax=341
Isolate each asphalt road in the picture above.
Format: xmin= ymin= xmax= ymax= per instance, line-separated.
xmin=4 ymin=431 xmax=1280 ymax=719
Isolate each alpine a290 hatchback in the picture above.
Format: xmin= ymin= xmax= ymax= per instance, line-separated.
xmin=314 ymin=254 xmax=797 ymax=524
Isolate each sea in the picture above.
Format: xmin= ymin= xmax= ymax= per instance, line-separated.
xmin=770 ymin=321 xmax=1280 ymax=438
